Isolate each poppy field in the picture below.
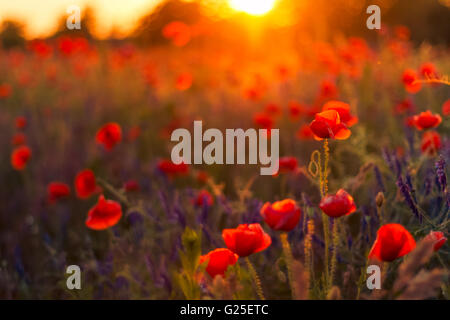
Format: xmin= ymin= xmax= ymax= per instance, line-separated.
xmin=0 ymin=1 xmax=449 ymax=301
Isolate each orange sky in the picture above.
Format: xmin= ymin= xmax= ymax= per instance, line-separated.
xmin=0 ymin=0 xmax=164 ymax=38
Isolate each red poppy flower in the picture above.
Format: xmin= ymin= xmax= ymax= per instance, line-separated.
xmin=405 ymin=116 xmax=415 ymax=127
xmin=419 ymin=62 xmax=438 ymax=79
xmin=75 ymin=169 xmax=99 ymax=199
xmin=15 ymin=116 xmax=27 ymax=129
xmin=288 ymin=101 xmax=305 ymax=120
xmin=199 ymin=248 xmax=239 ymax=278
xmin=425 ymin=231 xmax=447 ymax=252
xmin=296 ymin=124 xmax=314 ymax=140
xmin=402 ymin=69 xmax=421 ymax=94
xmin=276 ymin=157 xmax=298 ymax=175
xmin=85 ymin=195 xmax=122 ymax=230
xmin=264 ymin=103 xmax=281 ymax=116
xmin=0 ymin=84 xmax=12 ymax=98
xmin=159 ymin=118 xmax=184 ymax=139
xmin=196 ymin=170 xmax=209 ymax=184
xmin=369 ymin=224 xmax=416 ymax=262
xmin=124 ymin=180 xmax=140 ymax=192
xmin=17 ymin=70 xmax=31 ymax=87
xmin=319 ymin=189 xmax=356 ymax=218
xmin=96 ymin=122 xmax=122 ymax=151
xmin=222 ymin=223 xmax=271 ymax=257
xmin=57 ymin=36 xmax=89 ymax=56
xmin=394 ymin=25 xmax=410 ymax=41
xmin=194 ymin=189 xmax=214 ymax=207
xmin=47 ymin=182 xmax=70 ymax=203
xmin=276 ymin=65 xmax=290 ymax=81
xmin=253 ymin=112 xmax=273 ymax=130
xmin=243 ymin=87 xmax=263 ymax=101
xmin=162 ymin=21 xmax=191 ymax=47
xmin=260 ymin=199 xmax=301 ymax=232
xmin=11 ymin=145 xmax=31 ymax=170
xmin=59 ymin=37 xmax=75 ymax=55
xmin=412 ymin=110 xmax=442 ymax=130
xmin=175 ymin=73 xmax=193 ymax=91
xmin=11 ymin=133 xmax=26 ymax=146
xmin=319 ymin=80 xmax=338 ymax=100
xmin=28 ymin=40 xmax=53 ymax=58
xmin=322 ymin=100 xmax=358 ymax=127
xmin=309 ymin=110 xmax=351 ymax=140
xmin=442 ymin=99 xmax=450 ymax=116
xmin=394 ymin=98 xmax=414 ymax=115
xmin=421 ymin=131 xmax=441 ymax=155
xmin=157 ymin=159 xmax=189 ymax=177
xmin=127 ymin=126 xmax=141 ymax=142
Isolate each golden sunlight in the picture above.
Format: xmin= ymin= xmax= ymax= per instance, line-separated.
xmin=228 ymin=0 xmax=277 ymax=16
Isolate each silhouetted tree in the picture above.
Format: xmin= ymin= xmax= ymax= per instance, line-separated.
xmin=132 ymin=0 xmax=203 ymax=46
xmin=0 ymin=20 xmax=25 ymax=49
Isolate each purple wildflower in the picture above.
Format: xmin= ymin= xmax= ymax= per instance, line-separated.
xmin=396 ymin=176 xmax=421 ymax=223
xmin=373 ymin=165 xmax=385 ymax=192
xmin=435 ymin=157 xmax=447 ymax=192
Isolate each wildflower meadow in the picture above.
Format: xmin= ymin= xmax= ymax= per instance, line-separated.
xmin=0 ymin=0 xmax=448 ymax=301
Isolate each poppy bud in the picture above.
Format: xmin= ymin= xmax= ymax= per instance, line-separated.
xmin=425 ymin=231 xmax=447 ymax=252
xmin=375 ymin=192 xmax=384 ymax=208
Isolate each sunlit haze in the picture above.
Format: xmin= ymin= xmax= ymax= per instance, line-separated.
xmin=228 ymin=0 xmax=277 ymax=15
xmin=0 ymin=0 xmax=163 ymax=38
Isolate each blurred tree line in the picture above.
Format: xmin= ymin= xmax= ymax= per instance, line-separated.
xmin=1 ymin=0 xmax=449 ymax=49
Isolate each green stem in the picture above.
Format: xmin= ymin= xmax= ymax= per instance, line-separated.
xmin=322 ymin=139 xmax=330 ymax=294
xmin=376 ymin=206 xmax=383 ymax=225
xmin=323 ymin=139 xmax=329 ymax=196
xmin=245 ymin=257 xmax=265 ymax=300
xmin=356 ymin=255 xmax=369 ymax=300
xmin=280 ymin=232 xmax=297 ymax=299
xmin=322 ymin=213 xmax=330 ymax=288
xmin=329 ymin=219 xmax=339 ymax=288
xmin=304 ymin=219 xmax=314 ymax=298
xmin=97 ymin=178 xmax=130 ymax=207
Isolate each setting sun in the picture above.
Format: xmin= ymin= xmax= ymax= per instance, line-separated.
xmin=229 ymin=0 xmax=277 ymax=16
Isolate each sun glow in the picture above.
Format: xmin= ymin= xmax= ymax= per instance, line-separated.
xmin=229 ymin=0 xmax=277 ymax=16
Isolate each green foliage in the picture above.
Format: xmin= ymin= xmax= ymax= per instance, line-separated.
xmin=176 ymin=227 xmax=202 ymax=299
